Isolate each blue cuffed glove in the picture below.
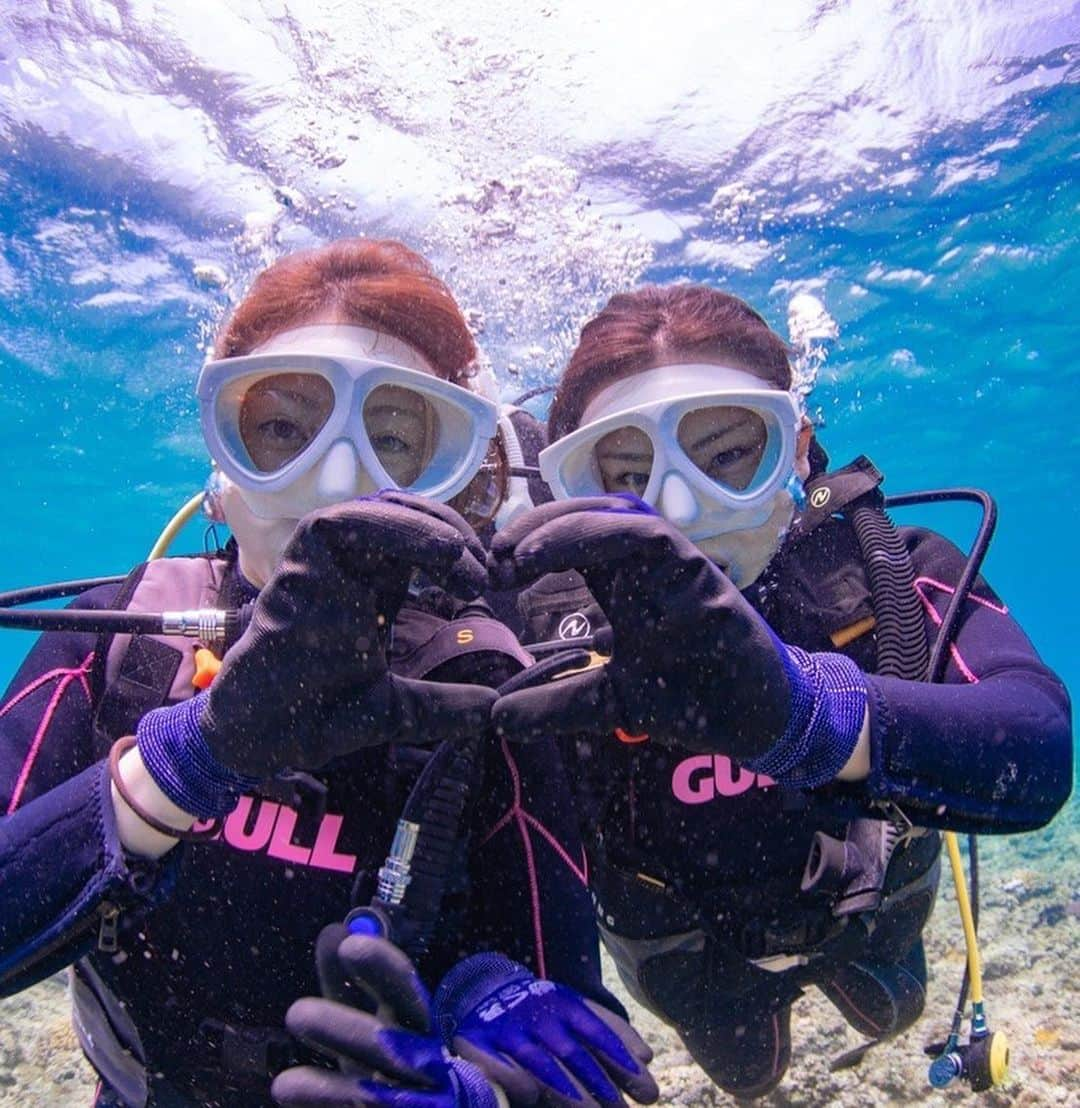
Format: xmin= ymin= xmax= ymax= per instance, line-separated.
xmin=136 ymin=493 xmax=497 ymax=819
xmin=434 ymin=953 xmax=658 ymax=1108
xmin=741 ymin=641 xmax=868 ymax=788
xmin=490 ymin=497 xmax=866 ymax=786
xmin=272 ymin=924 xmax=501 ymax=1108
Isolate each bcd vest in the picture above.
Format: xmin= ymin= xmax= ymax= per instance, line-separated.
xmin=514 ymin=458 xmax=942 ymax=973
xmin=76 ymin=550 xmax=533 ymax=1104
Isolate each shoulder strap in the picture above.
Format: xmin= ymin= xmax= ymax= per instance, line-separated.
xmin=91 ymin=554 xmax=231 ymax=752
xmin=769 ymin=455 xmax=927 ymax=679
xmin=88 ymin=561 xmax=151 ymax=708
xmin=392 ymin=597 xmax=533 ymax=686
xmin=786 ymin=455 xmax=884 ymax=544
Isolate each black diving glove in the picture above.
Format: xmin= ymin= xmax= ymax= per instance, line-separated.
xmin=489 ymin=497 xmax=866 ymax=782
xmin=273 ymin=923 xmax=501 ymax=1108
xmin=136 ymin=492 xmax=498 ymax=818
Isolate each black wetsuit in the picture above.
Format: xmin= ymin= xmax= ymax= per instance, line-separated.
xmin=512 ymin=511 xmax=1072 ymax=1096
xmin=0 ymin=558 xmax=612 ymax=1108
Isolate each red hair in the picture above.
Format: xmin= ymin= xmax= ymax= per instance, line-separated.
xmin=214 ymin=238 xmax=509 ymax=524
xmin=214 ymin=238 xmax=477 ymax=387
xmin=549 ymin=285 xmax=792 ymax=441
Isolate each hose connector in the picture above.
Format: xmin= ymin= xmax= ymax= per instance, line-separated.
xmin=376 ymin=819 xmax=421 ymax=905
xmin=161 ymin=609 xmax=230 ymax=641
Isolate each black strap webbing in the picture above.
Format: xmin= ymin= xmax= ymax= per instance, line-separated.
xmin=93 ymin=636 xmax=184 ymax=752
xmin=788 ymin=455 xmax=885 ymax=543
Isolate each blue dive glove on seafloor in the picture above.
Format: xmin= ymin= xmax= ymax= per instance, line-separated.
xmin=135 ymin=493 xmax=498 ymax=819
xmin=272 ymin=924 xmax=500 ymax=1108
xmin=434 ymin=953 xmax=659 ymax=1108
xmin=489 ymin=497 xmax=867 ymax=787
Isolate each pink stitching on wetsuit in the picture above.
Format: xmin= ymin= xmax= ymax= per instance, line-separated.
xmin=826 ymin=977 xmax=887 ymax=1035
xmin=520 ymin=810 xmax=588 ymax=884
xmin=4 ymin=652 xmax=95 ymax=815
xmin=480 ymin=807 xmax=514 ymax=842
xmin=914 ymin=576 xmax=1008 ymax=615
xmin=498 ymin=738 xmax=545 ymax=976
xmin=912 ymin=577 xmax=1005 ymax=685
xmin=479 ymin=739 xmax=592 ymax=978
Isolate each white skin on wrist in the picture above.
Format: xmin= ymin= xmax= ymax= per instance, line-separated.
xmin=110 ymin=744 xmax=198 ymax=858
xmin=835 ymin=708 xmax=872 ymax=781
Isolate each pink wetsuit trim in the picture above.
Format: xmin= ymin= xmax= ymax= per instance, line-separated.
xmin=827 ymin=978 xmax=887 ymax=1035
xmin=3 ymin=653 xmax=94 ymax=815
xmin=480 ymin=739 xmax=591 ymax=978
xmin=912 ymin=577 xmax=1005 ymax=685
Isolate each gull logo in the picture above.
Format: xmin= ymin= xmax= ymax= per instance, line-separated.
xmin=809 ymin=486 xmax=832 ymax=510
xmin=558 ymin=613 xmax=591 ymax=640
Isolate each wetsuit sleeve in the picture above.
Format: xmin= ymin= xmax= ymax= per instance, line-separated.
xmin=858 ymin=527 xmax=1072 ymax=832
xmin=463 ymin=735 xmax=626 ymax=1019
xmin=0 ymin=587 xmax=178 ymax=994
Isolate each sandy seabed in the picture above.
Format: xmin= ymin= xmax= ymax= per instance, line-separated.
xmin=2 ymin=803 xmax=1077 ymax=1108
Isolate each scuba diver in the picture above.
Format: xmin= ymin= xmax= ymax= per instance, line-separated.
xmin=0 ymin=239 xmax=658 ymax=1108
xmin=477 ymin=284 xmax=1074 ymax=1099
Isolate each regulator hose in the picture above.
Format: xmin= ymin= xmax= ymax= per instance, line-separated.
xmin=849 ymin=497 xmax=928 ymax=681
xmin=355 ymin=729 xmax=486 ymax=960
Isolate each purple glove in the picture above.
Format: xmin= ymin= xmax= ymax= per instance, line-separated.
xmin=434 ymin=953 xmax=658 ymax=1108
xmin=137 ymin=493 xmax=498 ymax=818
xmin=489 ymin=497 xmax=867 ymax=786
xmin=272 ymin=924 xmax=499 ymax=1108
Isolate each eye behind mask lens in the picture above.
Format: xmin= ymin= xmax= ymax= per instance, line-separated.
xmin=236 ymin=372 xmax=336 ymax=473
xmin=675 ymin=405 xmax=769 ymax=492
xmin=362 ymin=384 xmax=438 ymax=486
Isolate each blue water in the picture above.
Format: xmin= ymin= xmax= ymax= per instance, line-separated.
xmin=0 ymin=7 xmax=1076 ymax=725
xmin=0 ymin=4 xmax=1077 ymax=1102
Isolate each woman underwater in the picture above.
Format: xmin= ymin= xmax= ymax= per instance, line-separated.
xmin=0 ymin=239 xmax=658 ymax=1108
xmin=481 ymin=284 xmax=1074 ymax=1098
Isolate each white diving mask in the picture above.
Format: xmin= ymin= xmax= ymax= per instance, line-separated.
xmin=198 ymin=324 xmax=499 ymax=521
xmin=539 ymin=363 xmax=805 ymax=586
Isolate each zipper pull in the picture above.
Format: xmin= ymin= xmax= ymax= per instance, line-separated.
xmin=98 ymin=904 xmax=120 ymax=953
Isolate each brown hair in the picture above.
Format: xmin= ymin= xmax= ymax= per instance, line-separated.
xmin=548 ymin=285 xmax=792 ymax=441
xmin=214 ymin=238 xmax=477 ymax=387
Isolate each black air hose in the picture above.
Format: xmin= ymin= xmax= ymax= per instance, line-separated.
xmin=848 ymin=501 xmax=928 ymax=681
xmin=359 ymin=730 xmax=485 ymax=961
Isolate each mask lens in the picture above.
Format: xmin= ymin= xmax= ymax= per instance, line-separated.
xmin=362 ymin=384 xmax=438 ymax=487
xmin=676 ymin=405 xmax=770 ymax=492
xmin=236 ymin=372 xmax=335 ymax=473
xmin=594 ymin=425 xmax=655 ymax=496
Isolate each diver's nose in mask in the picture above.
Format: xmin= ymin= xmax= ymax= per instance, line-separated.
xmin=313 ymin=438 xmax=378 ymax=507
xmin=656 ymin=471 xmax=699 ymax=528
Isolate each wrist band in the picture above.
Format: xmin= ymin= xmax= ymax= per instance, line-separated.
xmin=136 ymin=693 xmax=258 ymax=819
xmin=433 ymin=952 xmax=532 ymax=1043
xmin=108 ymin=736 xmax=221 ymax=842
xmin=744 ymin=643 xmax=868 ymax=789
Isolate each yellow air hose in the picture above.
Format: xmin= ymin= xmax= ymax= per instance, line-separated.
xmin=931 ymin=830 xmax=1010 ymax=1090
xmin=944 ymin=830 xmax=983 ymax=1004
xmin=146 ymin=493 xmax=205 ymax=561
